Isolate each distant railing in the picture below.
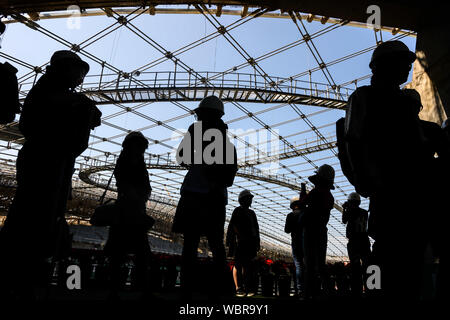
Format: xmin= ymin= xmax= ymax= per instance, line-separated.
xmin=18 ymin=71 xmax=355 ymax=102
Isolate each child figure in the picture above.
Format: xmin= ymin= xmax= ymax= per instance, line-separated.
xmin=299 ymin=164 xmax=335 ymax=299
xmin=226 ymin=190 xmax=260 ymax=297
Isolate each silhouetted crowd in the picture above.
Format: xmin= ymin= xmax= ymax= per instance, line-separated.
xmin=0 ymin=20 xmax=449 ymax=302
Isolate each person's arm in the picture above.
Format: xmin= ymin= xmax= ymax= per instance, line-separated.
xmin=345 ymin=89 xmax=377 ymax=196
xmin=176 ymin=125 xmax=195 ymax=168
xmin=342 ymin=203 xmax=349 ymax=224
xmin=255 ymin=212 xmax=260 ymax=251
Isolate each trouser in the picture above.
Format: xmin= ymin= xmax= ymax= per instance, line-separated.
xmin=303 ymin=227 xmax=327 ymax=297
xmin=369 ymin=190 xmax=426 ymax=300
xmin=0 ymin=144 xmax=75 ymax=296
xmin=109 ymin=239 xmax=152 ymax=292
xmin=292 ymin=246 xmax=304 ymax=293
xmin=234 ymin=244 xmax=257 ymax=293
xmin=347 ymin=234 xmax=371 ymax=295
xmin=181 ymin=229 xmax=227 ymax=295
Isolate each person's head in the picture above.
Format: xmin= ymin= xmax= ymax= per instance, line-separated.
xmin=308 ymin=164 xmax=335 ymax=190
xmin=238 ymin=189 xmax=254 ymax=208
xmin=48 ymin=50 xmax=90 ymax=89
xmin=122 ymin=131 xmax=148 ymax=154
xmin=402 ymin=89 xmax=423 ymax=115
xmin=370 ymin=41 xmax=416 ymax=86
xmin=347 ymin=192 xmax=361 ymax=208
xmin=194 ymin=95 xmax=224 ymax=121
xmin=290 ymin=195 xmax=300 ymax=210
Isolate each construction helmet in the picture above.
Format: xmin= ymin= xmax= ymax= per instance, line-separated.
xmin=194 ymin=95 xmax=224 ymax=115
xmin=50 ymin=50 xmax=90 ymax=73
xmin=308 ymin=164 xmax=335 ymax=189
xmin=290 ymin=195 xmax=300 ymax=209
xmin=238 ymin=189 xmax=254 ymax=201
xmin=369 ymin=40 xmax=416 ymax=69
xmin=123 ymin=131 xmax=148 ymax=149
xmin=347 ymin=192 xmax=361 ymax=203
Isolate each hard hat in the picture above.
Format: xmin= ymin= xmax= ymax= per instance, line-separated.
xmin=238 ymin=189 xmax=254 ymax=201
xmin=347 ymin=192 xmax=361 ymax=202
xmin=50 ymin=50 xmax=90 ymax=73
xmin=290 ymin=196 xmax=300 ymax=209
xmin=123 ymin=131 xmax=148 ymax=148
xmin=194 ymin=95 xmax=224 ymax=115
xmin=369 ymin=40 xmax=416 ymax=69
xmin=308 ymin=164 xmax=335 ymax=189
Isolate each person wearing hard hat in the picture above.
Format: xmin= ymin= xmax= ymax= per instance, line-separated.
xmin=105 ymin=132 xmax=153 ymax=298
xmin=0 ymin=50 xmax=101 ymax=298
xmin=294 ymin=164 xmax=335 ymax=299
xmin=284 ymin=182 xmax=307 ymax=298
xmin=173 ymin=95 xmax=238 ymax=297
xmin=344 ymin=40 xmax=431 ymax=299
xmin=226 ymin=189 xmax=260 ymax=297
xmin=342 ymin=192 xmax=370 ymax=296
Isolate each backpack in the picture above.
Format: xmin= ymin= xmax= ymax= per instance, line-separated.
xmin=0 ymin=62 xmax=21 ymax=124
xmin=336 ymin=117 xmax=356 ymax=186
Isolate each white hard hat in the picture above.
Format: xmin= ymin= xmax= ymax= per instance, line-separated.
xmin=308 ymin=164 xmax=335 ymax=189
xmin=194 ymin=95 xmax=224 ymax=115
xmin=290 ymin=196 xmax=300 ymax=209
xmin=347 ymin=192 xmax=361 ymax=202
xmin=238 ymin=189 xmax=254 ymax=201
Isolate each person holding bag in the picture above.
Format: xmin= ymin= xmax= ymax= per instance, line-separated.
xmin=104 ymin=131 xmax=154 ymax=298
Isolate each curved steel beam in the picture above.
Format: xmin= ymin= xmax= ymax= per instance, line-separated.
xmin=78 ymin=162 xmax=343 ymax=213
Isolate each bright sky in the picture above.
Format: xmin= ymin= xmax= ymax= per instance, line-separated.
xmin=0 ymin=6 xmax=417 ymax=258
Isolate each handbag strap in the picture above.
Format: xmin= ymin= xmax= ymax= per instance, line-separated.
xmin=99 ymin=167 xmax=115 ymax=204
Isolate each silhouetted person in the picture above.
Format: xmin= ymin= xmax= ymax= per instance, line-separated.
xmin=437 ymin=118 xmax=450 ymax=299
xmin=345 ymin=41 xmax=427 ymax=299
xmin=342 ymin=192 xmax=370 ymax=296
xmin=173 ymin=95 xmax=238 ymax=297
xmin=0 ymin=20 xmax=21 ymax=124
xmin=0 ymin=50 xmax=101 ymax=299
xmin=285 ymin=183 xmax=307 ymax=298
xmin=299 ymin=164 xmax=335 ymax=299
xmin=226 ymin=189 xmax=260 ymax=297
xmin=105 ymin=131 xmax=153 ymax=298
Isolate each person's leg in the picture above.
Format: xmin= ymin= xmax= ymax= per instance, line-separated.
xmin=109 ymin=251 xmax=125 ymax=294
xmin=317 ymin=230 xmax=328 ymax=296
xmin=206 ymin=229 xmax=228 ymax=295
xmin=135 ymin=233 xmax=152 ymax=292
xmin=292 ymin=247 xmax=302 ymax=294
xmin=181 ymin=231 xmax=200 ymax=295
xmin=375 ymin=190 xmax=425 ymax=300
xmin=348 ymin=239 xmax=363 ymax=295
xmin=303 ymin=228 xmax=316 ymax=298
xmin=232 ymin=265 xmax=240 ymax=291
